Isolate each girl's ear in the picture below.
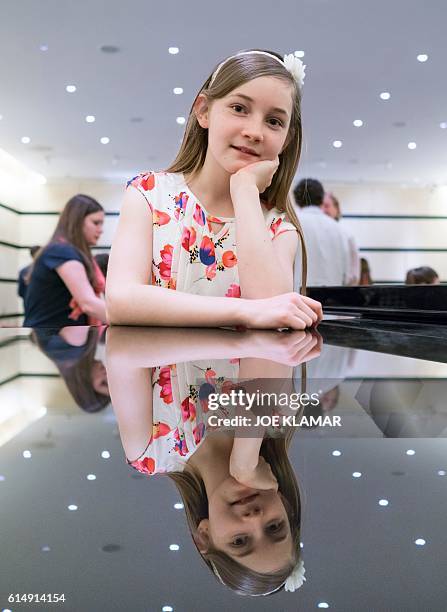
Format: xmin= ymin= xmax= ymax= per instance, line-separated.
xmin=194 ymin=518 xmax=210 ymax=553
xmin=194 ymin=94 xmax=210 ymax=129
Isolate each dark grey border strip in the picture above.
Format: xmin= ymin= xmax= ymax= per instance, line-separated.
xmin=360 ymin=248 xmax=447 ymax=252
xmin=0 ymin=313 xmax=23 ymax=320
xmin=0 ymin=240 xmax=111 ymax=250
xmin=344 ymin=214 xmax=447 ymax=220
xmin=0 ymin=202 xmax=119 ymax=216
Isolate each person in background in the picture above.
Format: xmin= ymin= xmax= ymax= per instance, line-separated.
xmin=293 ymin=178 xmax=348 ymax=288
xmin=18 ymin=245 xmax=40 ymax=301
xmin=405 ymin=266 xmax=440 ymax=285
xmin=94 ymin=253 xmax=109 ymax=279
xmin=359 ymin=257 xmax=372 ymax=285
xmin=23 ymin=194 xmax=107 ymax=327
xmin=322 ymin=192 xmax=360 ymax=285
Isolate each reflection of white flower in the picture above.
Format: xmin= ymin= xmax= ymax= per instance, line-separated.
xmin=284 ymin=558 xmax=306 ymax=592
xmin=283 ymin=53 xmax=306 ymax=89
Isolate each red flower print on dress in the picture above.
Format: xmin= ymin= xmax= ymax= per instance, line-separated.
xmin=193 ymin=423 xmax=205 ymax=444
xmin=173 ymin=428 xmax=189 ymax=456
xmin=159 ymin=244 xmax=173 ymax=280
xmin=153 ymin=210 xmax=171 ymax=226
xmin=222 ymin=251 xmax=237 ymax=268
xmin=199 ymin=236 xmax=215 ymax=265
xmin=270 ymin=217 xmax=283 ymax=238
xmin=205 ymin=368 xmax=216 ymax=384
xmin=158 ymin=367 xmax=173 ymax=404
xmin=174 ymin=191 xmax=189 ymax=220
xmin=181 ymin=398 xmax=196 ymax=422
xmin=193 ymin=203 xmax=206 ymax=227
xmin=225 ymin=284 xmax=241 ymax=298
xmin=153 ymin=422 xmax=171 ymax=439
xmin=140 ymin=173 xmax=155 ymax=191
xmin=206 ymin=262 xmax=216 ymax=280
xmin=132 ymin=457 xmax=155 ymax=475
xmin=181 ymin=226 xmax=197 ymax=252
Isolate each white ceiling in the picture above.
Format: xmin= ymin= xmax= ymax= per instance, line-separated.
xmin=1 ymin=0 xmax=446 ymax=185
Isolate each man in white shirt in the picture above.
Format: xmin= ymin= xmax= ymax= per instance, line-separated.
xmin=293 ymin=178 xmax=349 ymax=288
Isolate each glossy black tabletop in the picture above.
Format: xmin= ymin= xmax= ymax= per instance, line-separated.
xmin=1 ymin=320 xmax=446 ymax=611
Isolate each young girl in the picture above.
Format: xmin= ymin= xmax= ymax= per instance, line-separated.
xmin=106 ymin=326 xmax=320 ymax=596
xmin=24 ymin=195 xmax=107 ymax=327
xmin=106 ymin=49 xmax=322 ymax=328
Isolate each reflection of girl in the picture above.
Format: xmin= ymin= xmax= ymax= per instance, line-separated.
xmin=24 ymin=195 xmax=107 ymax=327
xmin=107 ymin=328 xmax=321 ymax=595
xmin=34 ymin=326 xmax=109 ymax=412
xmin=107 ymin=50 xmax=322 ymax=329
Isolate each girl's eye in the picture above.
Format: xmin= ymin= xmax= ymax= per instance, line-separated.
xmin=231 ymin=535 xmax=248 ymax=547
xmin=267 ymin=520 xmax=284 ymax=533
xmin=231 ymin=104 xmax=246 ymax=113
xmin=267 ymin=118 xmax=283 ymax=128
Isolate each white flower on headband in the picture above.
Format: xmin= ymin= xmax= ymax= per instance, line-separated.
xmin=284 ymin=558 xmax=306 ymax=592
xmin=283 ymin=54 xmax=306 ymax=89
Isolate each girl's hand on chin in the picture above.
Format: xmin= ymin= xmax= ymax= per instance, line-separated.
xmin=230 ymin=157 xmax=280 ymax=195
xmin=230 ymin=456 xmax=279 ymax=491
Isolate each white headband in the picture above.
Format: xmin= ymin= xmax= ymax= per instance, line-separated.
xmin=209 ymin=51 xmax=306 ymax=90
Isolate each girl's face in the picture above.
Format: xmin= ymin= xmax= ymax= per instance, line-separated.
xmin=83 ymin=211 xmax=104 ymax=245
xmin=198 ymin=476 xmax=293 ymax=573
xmin=322 ymin=194 xmax=339 ymax=219
xmin=197 ymin=76 xmax=294 ymax=175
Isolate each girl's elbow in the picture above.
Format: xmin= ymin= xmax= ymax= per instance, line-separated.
xmin=105 ymin=291 xmax=124 ymax=324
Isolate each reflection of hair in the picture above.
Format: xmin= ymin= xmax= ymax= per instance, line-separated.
xmin=168 ymin=430 xmax=301 ymax=596
xmin=34 ymin=327 xmax=109 ymax=413
xmin=293 ymin=178 xmax=324 ymax=208
xmin=29 ymin=245 xmax=40 ymax=258
xmin=29 ymin=195 xmax=103 ymax=285
xmin=405 ymin=266 xmax=439 ymax=285
xmin=94 ymin=253 xmax=110 ymax=278
xmin=165 ymin=48 xmax=308 ymax=291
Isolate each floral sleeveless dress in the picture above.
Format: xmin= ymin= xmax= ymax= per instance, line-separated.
xmin=126 ymin=171 xmax=296 ymax=298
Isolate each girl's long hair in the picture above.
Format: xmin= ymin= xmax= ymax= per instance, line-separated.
xmin=28 ymin=194 xmax=103 ymax=286
xmin=167 ymin=427 xmax=303 ymax=596
xmin=165 ymin=49 xmax=308 ymax=292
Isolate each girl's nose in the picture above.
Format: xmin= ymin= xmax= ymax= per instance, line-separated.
xmin=241 ymin=119 xmax=264 ymax=142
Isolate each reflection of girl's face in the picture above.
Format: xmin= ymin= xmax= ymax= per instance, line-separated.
xmin=202 ymin=477 xmax=293 ymax=573
xmin=91 ymin=360 xmax=109 ymax=396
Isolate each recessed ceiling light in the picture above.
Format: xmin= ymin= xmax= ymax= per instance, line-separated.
xmin=332 ymin=450 xmax=341 ymax=456
xmin=68 ymin=504 xmax=78 ymax=511
xmin=408 ymin=142 xmax=417 ymax=150
xmin=317 ymin=603 xmax=329 ymax=609
xmin=417 ymin=54 xmax=428 ymax=62
xmin=378 ymin=499 xmax=389 ymax=506
xmin=438 ymin=470 xmax=446 ymax=476
xmin=353 ymin=119 xmax=363 ymax=127
xmin=39 ymin=44 xmax=48 ymax=52
xmin=41 ymin=546 xmax=51 ymax=552
xmin=333 ymin=140 xmax=342 ymax=148
xmin=440 ymin=122 xmax=447 ymax=129
xmin=174 ymin=502 xmax=184 ymax=509
xmin=100 ymin=45 xmax=120 ymax=54
xmin=414 ymin=538 xmax=426 ymax=546
xmin=352 ymin=472 xmax=362 ymax=478
xmin=176 ymin=116 xmax=186 ymax=125
xmin=87 ymin=474 xmax=97 ymax=480
xmin=100 ymin=136 xmax=110 ymax=144
xmin=21 ymin=136 xmax=31 ymax=144
xmin=169 ymin=47 xmax=179 ymax=54
xmin=169 ymin=544 xmax=180 ymax=551
xmin=380 ymin=92 xmax=391 ymax=100
xmin=23 ymin=450 xmax=32 ymax=458
xmin=173 ymin=87 xmax=183 ymax=95
xmin=162 ymin=607 xmax=174 ymax=612
xmin=101 ymin=450 xmax=110 ymax=458
xmin=85 ymin=115 xmax=95 ymax=123
xmin=294 ymin=50 xmax=305 ymax=58
xmin=406 ymin=448 xmax=416 ymax=454
xmin=66 ymin=85 xmax=77 ymax=93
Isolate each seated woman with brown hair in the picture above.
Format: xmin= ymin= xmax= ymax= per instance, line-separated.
xmin=405 ymin=266 xmax=440 ymax=285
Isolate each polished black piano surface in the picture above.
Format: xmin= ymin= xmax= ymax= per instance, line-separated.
xmin=1 ymin=318 xmax=446 ymax=611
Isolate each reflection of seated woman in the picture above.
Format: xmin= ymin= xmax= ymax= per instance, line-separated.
xmin=34 ymin=326 xmax=109 ymax=412
xmin=107 ymin=327 xmax=321 ymax=596
xmin=405 ymin=266 xmax=439 ymax=285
